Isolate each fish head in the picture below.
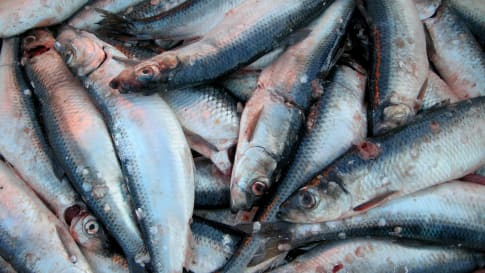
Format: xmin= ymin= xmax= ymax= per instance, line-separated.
xmin=109 ymin=53 xmax=179 ymax=94
xmin=230 ymin=147 xmax=277 ymax=211
xmin=21 ymin=29 xmax=55 ymax=59
xmin=69 ymin=211 xmax=109 ymax=252
xmin=55 ymin=26 xmax=106 ymax=77
xmin=278 ymin=177 xmax=352 ymax=223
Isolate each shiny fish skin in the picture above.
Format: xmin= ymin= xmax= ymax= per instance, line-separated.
xmin=365 ymin=0 xmax=429 ymax=135
xmin=0 ymin=37 xmax=84 ymax=224
xmin=420 ymin=70 xmax=458 ymax=111
xmin=68 ymin=0 xmax=145 ymax=31
xmin=122 ymin=0 xmax=188 ymax=20
xmin=424 ymin=5 xmax=485 ymax=100
xmin=0 ymin=160 xmax=94 ymax=273
xmin=231 ymin=0 xmax=355 ymax=211
xmin=0 ymin=255 xmax=17 ymax=273
xmin=100 ymin=0 xmax=245 ymax=40
xmin=0 ymin=0 xmax=88 ymax=38
xmin=161 ymin=86 xmax=240 ymax=175
xmin=189 ymin=218 xmax=240 ymax=273
xmin=257 ymin=181 xmax=485 ymax=251
xmin=220 ymin=69 xmax=259 ymax=102
xmin=109 ymin=0 xmax=334 ymax=93
xmin=414 ymin=0 xmax=442 ymax=20
xmin=280 ymin=97 xmax=485 ymax=223
xmin=56 ymin=28 xmax=194 ymax=273
xmin=268 ymin=239 xmax=485 ymax=273
xmin=22 ymin=29 xmax=146 ymax=273
xmin=194 ymin=158 xmax=230 ymax=208
xmin=220 ymin=63 xmax=366 ymax=272
xmin=445 ymin=0 xmax=485 ymax=45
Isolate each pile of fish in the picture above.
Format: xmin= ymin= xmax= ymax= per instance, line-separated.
xmin=0 ymin=0 xmax=484 ymax=272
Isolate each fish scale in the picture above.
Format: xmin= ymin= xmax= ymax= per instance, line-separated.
xmin=22 ymin=30 xmax=146 ymax=273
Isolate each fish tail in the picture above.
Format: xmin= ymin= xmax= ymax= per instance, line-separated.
xmin=96 ymin=9 xmax=138 ymax=40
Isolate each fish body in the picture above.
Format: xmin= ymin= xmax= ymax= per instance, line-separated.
xmin=0 ymin=0 xmax=88 ymax=37
xmin=161 ymin=86 xmax=240 ymax=175
xmin=230 ymin=0 xmax=355 ymax=211
xmin=365 ymin=0 xmax=429 ymax=135
xmin=420 ymin=70 xmax=458 ymax=111
xmin=194 ymin=158 xmax=230 ymax=208
xmin=0 ymin=160 xmax=94 ymax=273
xmin=122 ymin=0 xmax=188 ymax=20
xmin=23 ymin=29 xmax=146 ymax=273
xmin=280 ymin=97 xmax=485 ymax=223
xmin=0 ymin=255 xmax=17 ymax=273
xmin=445 ymin=0 xmax=485 ymax=45
xmin=220 ymin=70 xmax=259 ymax=102
xmin=0 ymin=37 xmax=84 ymax=224
xmin=56 ymin=28 xmax=194 ymax=273
xmin=100 ymin=0 xmax=245 ymax=40
xmin=109 ymin=0 xmax=334 ymax=93
xmin=414 ymin=0 xmax=442 ymax=20
xmin=424 ymin=5 xmax=485 ymax=100
xmin=268 ymin=239 xmax=485 ymax=273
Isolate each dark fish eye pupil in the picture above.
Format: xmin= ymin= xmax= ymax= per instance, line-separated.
xmin=300 ymin=191 xmax=315 ymax=208
xmin=252 ymin=181 xmax=266 ymax=196
xmin=142 ymin=69 xmax=150 ymax=75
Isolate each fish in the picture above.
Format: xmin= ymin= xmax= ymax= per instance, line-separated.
xmin=68 ymin=0 xmax=145 ymax=31
xmin=0 ymin=0 xmax=89 ymax=38
xmin=219 ymin=62 xmax=367 ymax=272
xmin=0 ymin=160 xmax=94 ymax=273
xmin=420 ymin=70 xmax=458 ymax=111
xmin=267 ymin=238 xmax=485 ymax=273
xmin=363 ymin=0 xmax=429 ymax=135
xmin=230 ymin=0 xmax=355 ymax=211
xmin=220 ymin=69 xmax=260 ymax=102
xmin=161 ymin=86 xmax=240 ymax=175
xmin=424 ymin=5 xmax=485 ymax=100
xmin=0 ymin=37 xmax=85 ymax=225
xmin=0 ymin=255 xmax=17 ymax=273
xmin=193 ymin=158 xmax=230 ymax=208
xmin=22 ymin=29 xmax=146 ymax=273
xmin=120 ymin=0 xmax=188 ymax=20
xmin=279 ymin=97 xmax=485 ymax=223
xmin=414 ymin=0 xmax=442 ymax=20
xmin=99 ymin=0 xmax=246 ymax=40
xmin=70 ymin=212 xmax=130 ymax=273
xmin=108 ymin=0 xmax=335 ymax=93
xmin=194 ymin=208 xmax=257 ymax=227
xmin=56 ymin=28 xmax=195 ymax=273
xmin=444 ymin=0 xmax=485 ymax=45
xmin=247 ymin=181 xmax=485 ymax=252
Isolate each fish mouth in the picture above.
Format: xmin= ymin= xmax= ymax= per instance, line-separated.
xmin=25 ymin=45 xmax=50 ymax=58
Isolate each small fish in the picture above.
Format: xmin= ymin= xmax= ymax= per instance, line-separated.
xmin=444 ymin=0 xmax=485 ymax=45
xmin=193 ymin=158 xmax=231 ymax=208
xmin=268 ymin=238 xmax=485 ymax=273
xmin=279 ymin=97 xmax=485 ymax=223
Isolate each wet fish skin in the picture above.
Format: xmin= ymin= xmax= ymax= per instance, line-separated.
xmin=68 ymin=0 xmax=145 ymax=31
xmin=109 ymin=0 xmax=334 ymax=93
xmin=414 ymin=0 xmax=442 ymax=20
xmin=194 ymin=158 xmax=230 ymax=208
xmin=280 ymin=97 xmax=485 ymax=223
xmin=444 ymin=0 xmax=485 ymax=45
xmin=424 ymin=5 xmax=485 ymax=100
xmin=0 ymin=0 xmax=89 ymax=38
xmin=70 ymin=213 xmax=130 ymax=273
xmin=0 ymin=254 xmax=17 ymax=273
xmin=220 ymin=69 xmax=259 ymax=102
xmin=268 ymin=238 xmax=485 ymax=273
xmin=420 ymin=70 xmax=458 ymax=111
xmin=0 ymin=37 xmax=84 ymax=224
xmin=364 ymin=0 xmax=429 ymax=135
xmin=231 ymin=0 xmax=355 ymax=211
xmin=254 ymin=181 xmax=485 ymax=251
xmin=161 ymin=86 xmax=240 ymax=175
xmin=0 ymin=160 xmax=94 ymax=273
xmin=23 ymin=29 xmax=146 ymax=273
xmin=100 ymin=0 xmax=245 ymax=40
xmin=121 ymin=0 xmax=188 ymax=20
xmin=56 ymin=28 xmax=194 ymax=273
xmin=220 ymin=62 xmax=367 ymax=272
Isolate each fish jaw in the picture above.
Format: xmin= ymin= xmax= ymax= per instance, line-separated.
xmin=230 ymin=146 xmax=277 ymax=211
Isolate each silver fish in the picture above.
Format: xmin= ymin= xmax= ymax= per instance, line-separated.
xmin=22 ymin=29 xmax=146 ymax=273
xmin=414 ymin=0 xmax=442 ymax=20
xmin=268 ymin=239 xmax=485 ymax=273
xmin=424 ymin=5 xmax=485 ymax=100
xmin=56 ymin=28 xmax=194 ymax=273
xmin=193 ymin=158 xmax=230 ymax=208
xmin=0 ymin=160 xmax=94 ymax=273
xmin=420 ymin=70 xmax=458 ymax=111
xmin=0 ymin=255 xmax=17 ymax=273
xmin=161 ymin=86 xmax=240 ymax=175
xmin=444 ymin=0 xmax=485 ymax=45
xmin=0 ymin=37 xmax=84 ymax=224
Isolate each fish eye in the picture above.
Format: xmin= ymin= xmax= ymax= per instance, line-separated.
xmin=136 ymin=66 xmax=155 ymax=82
xmin=64 ymin=49 xmax=74 ymax=64
xmin=23 ymin=35 xmax=36 ymax=44
xmin=298 ymin=189 xmax=317 ymax=209
xmin=251 ymin=181 xmax=267 ymax=196
xmin=84 ymin=219 xmax=100 ymax=235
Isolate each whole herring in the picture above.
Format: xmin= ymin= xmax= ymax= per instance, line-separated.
xmin=230 ymin=0 xmax=355 ymax=211
xmin=56 ymin=28 xmax=195 ymax=273
xmin=22 ymin=29 xmax=146 ymax=273
xmin=109 ymin=0 xmax=334 ymax=93
xmin=279 ymin=97 xmax=485 ymax=223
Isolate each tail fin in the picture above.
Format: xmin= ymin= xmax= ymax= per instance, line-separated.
xmin=96 ymin=9 xmax=139 ymax=40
